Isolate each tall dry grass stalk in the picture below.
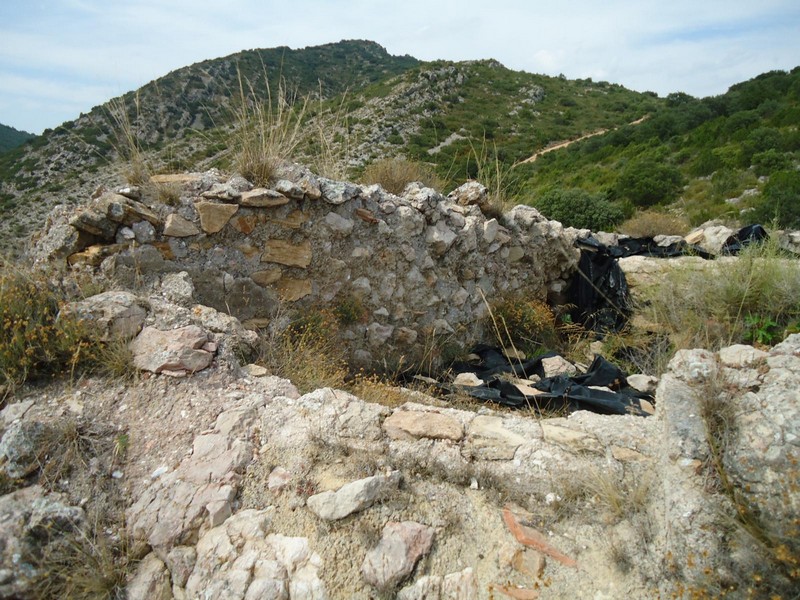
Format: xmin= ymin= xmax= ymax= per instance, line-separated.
xmin=233 ymin=67 xmax=308 ymax=185
xmin=107 ymin=94 xmax=150 ymax=185
xmin=311 ymin=89 xmax=355 ymax=180
xmin=467 ymin=135 xmax=514 ymax=214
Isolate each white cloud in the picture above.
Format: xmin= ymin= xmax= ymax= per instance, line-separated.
xmin=0 ymin=0 xmax=798 ymax=132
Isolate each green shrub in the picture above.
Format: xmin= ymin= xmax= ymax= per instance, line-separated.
xmin=534 ymin=187 xmax=626 ymax=231
xmin=751 ymin=149 xmax=792 ymax=176
xmin=751 ymin=170 xmax=800 ymax=228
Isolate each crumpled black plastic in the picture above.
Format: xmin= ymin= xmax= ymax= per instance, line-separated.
xmin=569 ymin=233 xmax=716 ymax=332
xmin=721 ymin=224 xmax=769 ymax=255
xmin=448 ymin=347 xmax=652 ymax=416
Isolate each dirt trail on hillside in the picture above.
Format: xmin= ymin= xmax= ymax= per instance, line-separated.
xmin=516 ymin=114 xmax=649 ymax=166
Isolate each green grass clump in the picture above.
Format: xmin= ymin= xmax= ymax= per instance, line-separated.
xmin=641 ymin=238 xmax=800 ymax=350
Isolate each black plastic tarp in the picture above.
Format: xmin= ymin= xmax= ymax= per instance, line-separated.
xmin=448 ymin=346 xmax=652 ymax=416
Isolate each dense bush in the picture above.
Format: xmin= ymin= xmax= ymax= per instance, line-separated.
xmin=533 ymin=187 xmax=626 ymax=231
xmin=751 ymin=170 xmax=800 ymax=228
xmin=614 ymin=159 xmax=684 ymax=207
xmin=0 ymin=264 xmax=93 ymax=393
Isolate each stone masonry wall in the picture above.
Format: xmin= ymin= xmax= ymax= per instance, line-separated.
xmin=34 ymin=162 xmax=580 ymax=367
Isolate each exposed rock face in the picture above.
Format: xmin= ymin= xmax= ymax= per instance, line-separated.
xmin=36 ymin=166 xmax=580 ymax=368
xmin=59 ymin=290 xmax=148 ymax=341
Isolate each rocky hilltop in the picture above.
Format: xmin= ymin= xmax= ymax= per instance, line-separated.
xmin=1 ymin=163 xmax=798 ymax=599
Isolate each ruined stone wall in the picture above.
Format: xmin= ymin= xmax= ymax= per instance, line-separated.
xmin=36 ymin=163 xmax=580 ymax=367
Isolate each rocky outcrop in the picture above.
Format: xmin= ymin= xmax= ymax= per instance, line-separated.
xmin=36 ymin=166 xmax=580 ymax=369
xmin=1 ymin=334 xmax=797 ymax=598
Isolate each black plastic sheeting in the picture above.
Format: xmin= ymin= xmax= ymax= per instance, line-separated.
xmin=568 ymin=225 xmax=768 ymax=332
xmin=721 ymin=224 xmax=769 ymax=255
xmin=447 ymin=345 xmax=652 ymax=417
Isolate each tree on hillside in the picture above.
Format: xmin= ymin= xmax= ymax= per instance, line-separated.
xmin=614 ymin=158 xmax=684 ymax=207
xmin=752 ymin=170 xmax=800 ymax=229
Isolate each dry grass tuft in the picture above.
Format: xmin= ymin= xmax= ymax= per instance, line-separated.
xmin=641 ymin=238 xmax=800 ymax=351
xmin=619 ymin=210 xmax=690 ymax=238
xmin=256 ymin=308 xmax=347 ymax=394
xmin=360 ymin=157 xmax=444 ymax=195
xmin=29 ymin=525 xmax=138 ymax=600
xmin=232 ymin=67 xmax=308 ymax=185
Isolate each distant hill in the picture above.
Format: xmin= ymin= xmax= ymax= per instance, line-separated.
xmin=0 ymin=123 xmax=34 ymax=153
xmin=0 ymin=39 xmax=797 ymax=255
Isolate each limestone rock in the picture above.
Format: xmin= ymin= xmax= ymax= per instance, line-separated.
xmin=448 ymin=180 xmax=488 ymax=208
xmin=276 ymin=277 xmax=312 ymax=301
xmin=718 ymin=343 xmax=769 ymax=367
xmin=541 ymin=422 xmax=603 ymax=454
xmin=453 ymin=372 xmax=483 ymax=387
xmin=324 ymin=211 xmax=355 ymax=235
xmin=251 ymin=268 xmax=283 ymax=286
xmin=261 ymin=239 xmax=312 ymax=268
xmin=464 ymin=416 xmax=526 ymax=460
xmin=70 ymin=192 xmax=159 ymax=240
xmin=159 ymin=271 xmax=195 ymax=306
xmin=127 ymin=395 xmax=268 ymax=550
xmin=151 ymin=173 xmax=202 ymax=185
xmin=0 ymin=420 xmax=54 ymax=479
xmin=163 ymin=213 xmax=200 ymax=237
xmin=184 ymin=509 xmax=327 ymax=600
xmin=541 ymin=355 xmax=577 ymax=378
xmin=130 ymin=325 xmax=213 ymax=374
xmin=426 ymin=221 xmax=457 ymax=256
xmin=274 ymin=179 xmax=306 ymax=200
xmin=59 ymin=290 xmax=148 ymax=342
xmin=383 ymin=410 xmax=463 ymax=441
xmin=67 ymin=243 xmax=128 ymax=267
xmin=362 ymin=521 xmax=435 ymax=590
xmin=127 ymin=553 xmax=172 ymax=600
xmin=397 ymin=568 xmax=478 ymax=600
xmin=626 ymin=374 xmax=658 ymax=394
xmin=307 ymin=471 xmax=401 ymax=520
xmin=195 ymin=201 xmax=239 ymax=234
xmin=239 ymin=187 xmax=290 ymax=207
xmin=319 ymin=178 xmax=360 ymax=205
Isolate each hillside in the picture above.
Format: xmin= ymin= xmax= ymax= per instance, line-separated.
xmin=0 ymin=40 xmax=655 ymax=255
xmin=517 ymin=68 xmax=800 ymax=229
xmin=0 ymin=123 xmax=34 ymax=154
xmin=0 ymin=40 xmax=798 ymax=256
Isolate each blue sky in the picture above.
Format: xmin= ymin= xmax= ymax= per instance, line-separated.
xmin=1 ymin=0 xmax=798 ymax=134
